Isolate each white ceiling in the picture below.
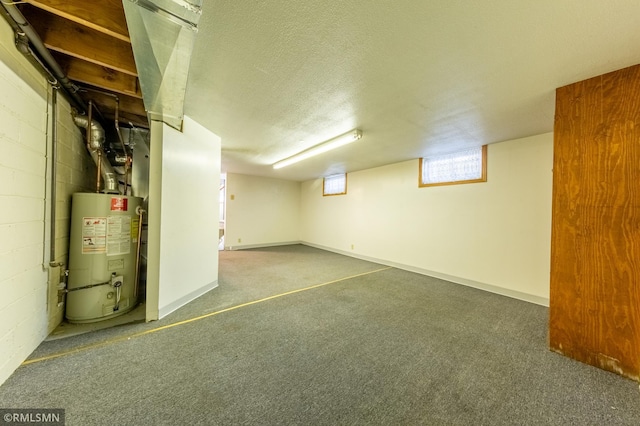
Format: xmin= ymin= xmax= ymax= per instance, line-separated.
xmin=184 ymin=0 xmax=640 ymax=182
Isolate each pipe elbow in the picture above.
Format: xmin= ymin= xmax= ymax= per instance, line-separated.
xmin=72 ymin=114 xmax=105 ymax=150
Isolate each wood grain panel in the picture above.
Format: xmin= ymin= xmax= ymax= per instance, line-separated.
xmin=24 ymin=7 xmax=137 ymax=76
xmin=26 ymin=0 xmax=130 ymax=42
xmin=550 ymin=64 xmax=640 ymax=380
xmin=54 ymin=53 xmax=142 ymax=99
xmin=79 ymin=91 xmax=147 ymax=119
xmin=103 ymin=111 xmax=149 ymax=130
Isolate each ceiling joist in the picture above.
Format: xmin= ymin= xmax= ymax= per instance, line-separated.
xmin=25 ymin=0 xmax=130 ymax=42
xmin=14 ymin=1 xmax=149 ymax=128
xmin=24 ymin=7 xmax=137 ymax=76
xmin=104 ymin=111 xmax=149 ymax=129
xmin=54 ymin=53 xmax=142 ymax=99
xmin=80 ymin=89 xmax=147 ymax=118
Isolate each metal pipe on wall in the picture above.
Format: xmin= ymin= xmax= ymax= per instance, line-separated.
xmin=88 ymin=102 xmax=103 ymax=194
xmin=49 ymin=87 xmax=62 ymax=267
xmin=96 ymin=151 xmax=103 ymax=194
xmin=86 ymin=100 xmax=93 ymax=148
xmin=73 ymin=107 xmax=120 ymax=194
xmin=115 ymin=98 xmax=130 ymax=195
xmin=0 ymin=1 xmax=85 ymax=113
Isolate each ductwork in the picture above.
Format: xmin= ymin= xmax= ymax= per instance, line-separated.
xmin=122 ymin=0 xmax=202 ymax=129
xmin=72 ymin=114 xmax=120 ymax=194
xmin=73 ymin=114 xmax=105 ymax=151
xmin=88 ymin=150 xmax=119 ymax=194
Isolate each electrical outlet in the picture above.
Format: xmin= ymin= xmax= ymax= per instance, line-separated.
xmin=238 ymin=238 xmax=241 ymax=243
xmin=351 ymin=244 xmax=354 ymax=250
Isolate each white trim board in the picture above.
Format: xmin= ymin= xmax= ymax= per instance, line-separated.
xmin=301 ymin=242 xmax=549 ymax=307
xmin=158 ymin=280 xmax=219 ymax=319
xmin=224 ymin=241 xmax=302 ymax=251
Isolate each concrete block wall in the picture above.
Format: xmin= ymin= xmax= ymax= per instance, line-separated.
xmin=47 ymin=95 xmax=96 ymax=332
xmin=0 ymin=16 xmax=95 ymax=385
xmin=0 ymin=29 xmax=50 ymax=385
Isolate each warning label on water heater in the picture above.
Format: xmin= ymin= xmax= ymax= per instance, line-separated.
xmin=110 ymin=197 xmax=128 ymax=212
xmin=82 ymin=217 xmax=107 ymax=254
xmin=107 ymin=216 xmax=132 ymax=256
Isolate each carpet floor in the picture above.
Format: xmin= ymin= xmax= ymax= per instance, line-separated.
xmin=1 ymin=244 xmax=639 ymax=425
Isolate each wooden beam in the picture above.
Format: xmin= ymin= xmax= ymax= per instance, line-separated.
xmin=26 ymin=0 xmax=130 ymax=42
xmin=80 ymin=90 xmax=147 ymax=119
xmin=54 ymin=53 xmax=142 ymax=99
xmin=24 ymin=7 xmax=137 ymax=76
xmin=104 ymin=111 xmax=149 ymax=129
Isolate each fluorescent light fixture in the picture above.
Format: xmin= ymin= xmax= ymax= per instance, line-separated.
xmin=273 ymin=129 xmax=363 ymax=169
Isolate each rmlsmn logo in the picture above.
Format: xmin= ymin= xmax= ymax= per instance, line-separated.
xmin=0 ymin=408 xmax=65 ymax=425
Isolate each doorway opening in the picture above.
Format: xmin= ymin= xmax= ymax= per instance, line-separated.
xmin=219 ymin=173 xmax=226 ymax=250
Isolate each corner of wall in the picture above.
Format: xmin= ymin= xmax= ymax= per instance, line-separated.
xmin=299 ymin=135 xmax=553 ymax=304
xmin=145 ymin=120 xmax=164 ymax=322
xmin=151 ymin=116 xmax=221 ymax=321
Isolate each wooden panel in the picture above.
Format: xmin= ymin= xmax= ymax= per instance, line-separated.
xmin=26 ymin=0 xmax=130 ymax=42
xmin=80 ymin=90 xmax=147 ymax=119
xmin=24 ymin=7 xmax=137 ymax=76
xmin=103 ymin=111 xmax=149 ymax=130
xmin=550 ymin=64 xmax=640 ymax=380
xmin=53 ymin=53 xmax=142 ymax=99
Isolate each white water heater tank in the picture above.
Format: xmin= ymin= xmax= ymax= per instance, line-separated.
xmin=66 ymin=193 xmax=142 ymax=323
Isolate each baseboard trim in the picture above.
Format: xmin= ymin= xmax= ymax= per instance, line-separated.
xmin=158 ymin=280 xmax=219 ymax=319
xmin=301 ymin=242 xmax=549 ymax=307
xmin=225 ymin=241 xmax=302 ymax=251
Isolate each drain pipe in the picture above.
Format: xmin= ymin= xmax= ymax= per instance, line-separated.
xmin=0 ymin=2 xmax=85 ymax=113
xmin=49 ymin=87 xmax=62 ymax=267
xmin=72 ymin=109 xmax=120 ymax=194
xmin=115 ymin=98 xmax=130 ymax=195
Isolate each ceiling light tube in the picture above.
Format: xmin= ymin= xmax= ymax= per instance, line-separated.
xmin=273 ymin=129 xmax=362 ymax=169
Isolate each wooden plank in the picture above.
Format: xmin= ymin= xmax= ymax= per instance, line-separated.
xmin=24 ymin=7 xmax=137 ymax=76
xmin=26 ymin=0 xmax=130 ymax=42
xmin=53 ymin=53 xmax=142 ymax=99
xmin=103 ymin=111 xmax=149 ymax=129
xmin=80 ymin=90 xmax=147 ymax=119
xmin=549 ymin=64 xmax=640 ymax=380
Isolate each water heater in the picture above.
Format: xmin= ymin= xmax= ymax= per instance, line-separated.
xmin=66 ymin=193 xmax=143 ymax=323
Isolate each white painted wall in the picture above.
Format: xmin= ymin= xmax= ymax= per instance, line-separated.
xmin=146 ymin=116 xmax=221 ymax=319
xmin=300 ymin=134 xmax=554 ymax=304
xmin=0 ymin=18 xmax=49 ymax=386
xmin=225 ymin=173 xmax=300 ymax=249
xmin=0 ymin=14 xmax=103 ymax=384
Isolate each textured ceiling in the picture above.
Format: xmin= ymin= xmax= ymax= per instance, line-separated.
xmin=184 ymin=0 xmax=640 ymax=182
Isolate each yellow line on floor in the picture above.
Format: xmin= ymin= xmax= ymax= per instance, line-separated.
xmin=22 ymin=266 xmax=393 ymax=366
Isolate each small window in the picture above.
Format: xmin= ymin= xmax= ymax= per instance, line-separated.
xmin=419 ymin=145 xmax=487 ymax=187
xmin=323 ymin=174 xmax=347 ymax=196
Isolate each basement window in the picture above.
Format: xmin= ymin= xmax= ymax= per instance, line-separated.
xmin=323 ymin=174 xmax=347 ymax=196
xmin=419 ymin=145 xmax=487 ymax=187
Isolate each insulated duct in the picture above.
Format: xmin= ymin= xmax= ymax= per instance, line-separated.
xmin=123 ymin=0 xmax=202 ymax=130
xmin=72 ymin=114 xmax=119 ymax=194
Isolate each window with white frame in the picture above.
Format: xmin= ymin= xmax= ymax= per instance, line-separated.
xmin=323 ymin=173 xmax=347 ymax=196
xmin=419 ymin=145 xmax=487 ymax=187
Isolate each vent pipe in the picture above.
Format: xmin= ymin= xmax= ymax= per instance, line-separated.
xmin=72 ymin=113 xmax=120 ymax=194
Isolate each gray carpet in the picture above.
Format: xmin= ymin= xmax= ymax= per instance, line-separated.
xmin=1 ymin=244 xmax=639 ymax=425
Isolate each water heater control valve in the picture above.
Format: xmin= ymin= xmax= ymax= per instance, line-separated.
xmin=111 ymin=273 xmax=123 ymax=288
